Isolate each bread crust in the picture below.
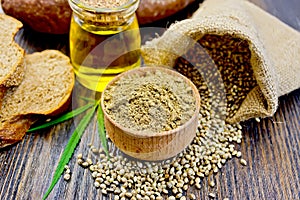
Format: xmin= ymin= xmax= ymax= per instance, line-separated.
xmin=0 ymin=98 xmax=72 ymax=149
xmin=0 ymin=115 xmax=37 ymax=148
xmin=0 ymin=50 xmax=75 ymax=148
xmin=2 ymin=0 xmax=72 ymax=34
xmin=137 ymin=0 xmax=196 ymax=24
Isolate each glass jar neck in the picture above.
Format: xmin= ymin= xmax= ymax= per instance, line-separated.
xmin=68 ymin=0 xmax=140 ymax=26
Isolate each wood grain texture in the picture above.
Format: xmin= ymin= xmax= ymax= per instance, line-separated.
xmin=1 ymin=0 xmax=300 ymax=199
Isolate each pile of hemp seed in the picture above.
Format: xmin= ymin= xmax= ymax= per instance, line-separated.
xmin=71 ymin=34 xmax=257 ymax=199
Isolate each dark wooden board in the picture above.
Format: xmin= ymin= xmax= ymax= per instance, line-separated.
xmin=1 ymin=0 xmax=299 ymax=199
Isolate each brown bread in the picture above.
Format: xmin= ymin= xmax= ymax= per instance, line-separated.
xmin=1 ymin=0 xmax=72 ymax=34
xmin=137 ymin=0 xmax=196 ymax=24
xmin=0 ymin=14 xmax=24 ymax=87
xmin=0 ymin=50 xmax=75 ymax=148
xmin=1 ymin=0 xmax=195 ymax=34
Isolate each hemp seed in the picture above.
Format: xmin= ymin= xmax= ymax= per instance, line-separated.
xmin=240 ymin=159 xmax=247 ymax=166
xmin=63 ymin=173 xmax=71 ymax=181
xmin=209 ymin=193 xmax=216 ymax=198
xmin=75 ymin=33 xmax=251 ymax=200
xmin=188 ymin=193 xmax=196 ymax=200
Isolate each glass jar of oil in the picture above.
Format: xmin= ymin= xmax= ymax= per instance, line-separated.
xmin=68 ymin=0 xmax=141 ymax=91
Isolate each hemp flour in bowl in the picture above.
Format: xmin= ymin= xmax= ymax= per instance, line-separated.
xmin=101 ymin=67 xmax=200 ymax=161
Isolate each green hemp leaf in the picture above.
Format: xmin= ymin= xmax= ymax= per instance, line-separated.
xmin=32 ymin=100 xmax=109 ymax=200
xmin=27 ymin=103 xmax=94 ymax=132
xmin=97 ymin=105 xmax=110 ymax=158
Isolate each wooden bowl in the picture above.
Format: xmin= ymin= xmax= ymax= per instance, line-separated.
xmin=101 ymin=67 xmax=200 ymax=161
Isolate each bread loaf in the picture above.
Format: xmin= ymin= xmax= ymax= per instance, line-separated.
xmin=1 ymin=0 xmax=195 ymax=34
xmin=0 ymin=50 xmax=75 ymax=148
xmin=1 ymin=0 xmax=72 ymax=34
xmin=137 ymin=0 xmax=196 ymax=24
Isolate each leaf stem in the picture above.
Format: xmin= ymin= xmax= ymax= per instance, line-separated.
xmin=42 ymin=104 xmax=97 ymax=200
xmin=97 ymin=105 xmax=110 ymax=159
xmin=27 ymin=103 xmax=94 ymax=133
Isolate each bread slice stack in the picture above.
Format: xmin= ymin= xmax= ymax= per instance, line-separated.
xmin=0 ymin=14 xmax=75 ymax=148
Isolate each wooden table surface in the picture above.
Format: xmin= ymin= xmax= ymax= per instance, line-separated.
xmin=1 ymin=0 xmax=299 ymax=199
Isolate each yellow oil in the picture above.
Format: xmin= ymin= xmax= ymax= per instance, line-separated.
xmin=69 ymin=14 xmax=141 ymax=92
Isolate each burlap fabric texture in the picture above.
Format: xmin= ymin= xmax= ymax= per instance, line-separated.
xmin=141 ymin=0 xmax=300 ymax=123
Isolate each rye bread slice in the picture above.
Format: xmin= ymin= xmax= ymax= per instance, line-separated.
xmin=0 ymin=14 xmax=25 ymax=87
xmin=0 ymin=50 xmax=75 ymax=148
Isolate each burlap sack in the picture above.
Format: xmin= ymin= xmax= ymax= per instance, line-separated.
xmin=141 ymin=0 xmax=300 ymax=123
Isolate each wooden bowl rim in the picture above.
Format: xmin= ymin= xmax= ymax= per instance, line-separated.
xmin=101 ymin=66 xmax=200 ymax=138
